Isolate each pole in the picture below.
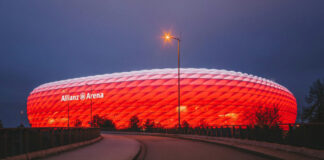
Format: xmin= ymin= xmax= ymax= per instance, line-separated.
xmin=178 ymin=39 xmax=181 ymax=129
xmin=68 ymin=90 xmax=70 ymax=128
xmin=90 ymin=85 xmax=93 ymax=127
xmin=20 ymin=110 xmax=24 ymax=127
xmin=67 ymin=89 xmax=71 ymax=144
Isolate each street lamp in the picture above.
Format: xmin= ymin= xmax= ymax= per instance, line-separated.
xmin=63 ymin=89 xmax=70 ymax=128
xmin=20 ymin=110 xmax=24 ymax=127
xmin=163 ymin=33 xmax=181 ymax=129
xmin=68 ymin=96 xmax=70 ymax=128
xmin=86 ymin=83 xmax=93 ymax=127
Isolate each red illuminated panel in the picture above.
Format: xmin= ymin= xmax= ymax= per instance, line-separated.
xmin=27 ymin=68 xmax=297 ymax=128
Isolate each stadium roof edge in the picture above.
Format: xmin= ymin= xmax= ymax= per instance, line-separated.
xmin=32 ymin=68 xmax=293 ymax=95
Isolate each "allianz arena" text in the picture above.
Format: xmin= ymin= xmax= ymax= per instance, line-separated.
xmin=61 ymin=93 xmax=104 ymax=101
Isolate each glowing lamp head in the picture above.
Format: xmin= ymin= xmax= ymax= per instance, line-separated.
xmin=162 ymin=32 xmax=179 ymax=43
xmin=164 ymin=34 xmax=171 ymax=40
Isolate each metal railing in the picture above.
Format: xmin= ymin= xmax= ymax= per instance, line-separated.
xmin=0 ymin=127 xmax=101 ymax=159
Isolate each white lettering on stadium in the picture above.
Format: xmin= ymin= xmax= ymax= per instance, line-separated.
xmin=61 ymin=92 xmax=104 ymax=102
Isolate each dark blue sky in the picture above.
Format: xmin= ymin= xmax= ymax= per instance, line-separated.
xmin=0 ymin=1 xmax=323 ymax=127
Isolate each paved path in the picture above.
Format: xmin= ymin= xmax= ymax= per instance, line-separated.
xmin=44 ymin=134 xmax=140 ymax=160
xmin=125 ymin=135 xmax=269 ymax=160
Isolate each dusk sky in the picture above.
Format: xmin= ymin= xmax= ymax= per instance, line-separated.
xmin=0 ymin=1 xmax=323 ymax=127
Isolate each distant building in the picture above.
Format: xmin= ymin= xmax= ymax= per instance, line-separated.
xmin=27 ymin=68 xmax=297 ymax=128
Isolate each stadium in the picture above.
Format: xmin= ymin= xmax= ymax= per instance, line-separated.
xmin=27 ymin=68 xmax=297 ymax=129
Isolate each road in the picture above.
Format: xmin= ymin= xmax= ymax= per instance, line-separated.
xmin=44 ymin=134 xmax=139 ymax=160
xmin=125 ymin=135 xmax=270 ymax=160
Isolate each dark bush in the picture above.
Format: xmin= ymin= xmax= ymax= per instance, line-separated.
xmin=144 ymin=119 xmax=155 ymax=132
xmin=129 ymin=115 xmax=140 ymax=131
xmin=92 ymin=115 xmax=115 ymax=130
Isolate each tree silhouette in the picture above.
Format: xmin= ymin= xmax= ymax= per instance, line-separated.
xmin=129 ymin=115 xmax=140 ymax=131
xmin=254 ymin=106 xmax=281 ymax=128
xmin=251 ymin=106 xmax=283 ymax=142
xmin=92 ymin=115 xmax=115 ymax=129
xmin=74 ymin=119 xmax=82 ymax=127
xmin=303 ymin=79 xmax=324 ymax=123
xmin=199 ymin=119 xmax=208 ymax=128
xmin=102 ymin=119 xmax=115 ymax=129
xmin=92 ymin=115 xmax=103 ymax=127
xmin=182 ymin=120 xmax=190 ymax=129
xmin=0 ymin=120 xmax=3 ymax=128
xmin=182 ymin=120 xmax=190 ymax=133
xmin=144 ymin=119 xmax=155 ymax=132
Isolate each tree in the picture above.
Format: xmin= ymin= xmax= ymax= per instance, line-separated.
xmin=254 ymin=106 xmax=281 ymax=128
xmin=144 ymin=119 xmax=155 ymax=132
xmin=198 ymin=119 xmax=208 ymax=128
xmin=182 ymin=120 xmax=190 ymax=129
xmin=303 ymin=79 xmax=324 ymax=123
xmin=74 ymin=119 xmax=82 ymax=127
xmin=92 ymin=115 xmax=104 ymax=127
xmin=252 ymin=106 xmax=283 ymax=142
xmin=129 ymin=115 xmax=140 ymax=131
xmin=182 ymin=120 xmax=190 ymax=133
xmin=101 ymin=119 xmax=115 ymax=129
xmin=92 ymin=115 xmax=115 ymax=129
xmin=0 ymin=120 xmax=3 ymax=128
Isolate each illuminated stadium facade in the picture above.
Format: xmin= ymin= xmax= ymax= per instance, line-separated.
xmin=27 ymin=68 xmax=297 ymax=128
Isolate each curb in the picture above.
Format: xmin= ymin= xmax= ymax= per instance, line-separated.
xmin=132 ymin=139 xmax=146 ymax=160
xmin=3 ymin=136 xmax=103 ymax=160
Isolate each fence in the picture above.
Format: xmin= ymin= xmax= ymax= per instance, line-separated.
xmin=124 ymin=123 xmax=324 ymax=150
xmin=0 ymin=127 xmax=101 ymax=159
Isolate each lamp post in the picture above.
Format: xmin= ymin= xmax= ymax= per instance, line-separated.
xmin=164 ymin=33 xmax=181 ymax=129
xmin=86 ymin=83 xmax=93 ymax=127
xmin=62 ymin=89 xmax=70 ymax=128
xmin=20 ymin=110 xmax=24 ymax=127
xmin=90 ymin=84 xmax=93 ymax=127
xmin=68 ymin=97 xmax=70 ymax=128
xmin=67 ymin=89 xmax=70 ymax=128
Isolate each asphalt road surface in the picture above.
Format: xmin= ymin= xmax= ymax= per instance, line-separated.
xmin=125 ymin=135 xmax=269 ymax=160
xmin=44 ymin=134 xmax=139 ymax=160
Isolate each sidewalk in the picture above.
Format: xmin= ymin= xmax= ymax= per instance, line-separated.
xmin=45 ymin=134 xmax=140 ymax=160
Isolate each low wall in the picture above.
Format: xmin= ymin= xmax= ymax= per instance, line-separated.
xmin=0 ymin=128 xmax=101 ymax=159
